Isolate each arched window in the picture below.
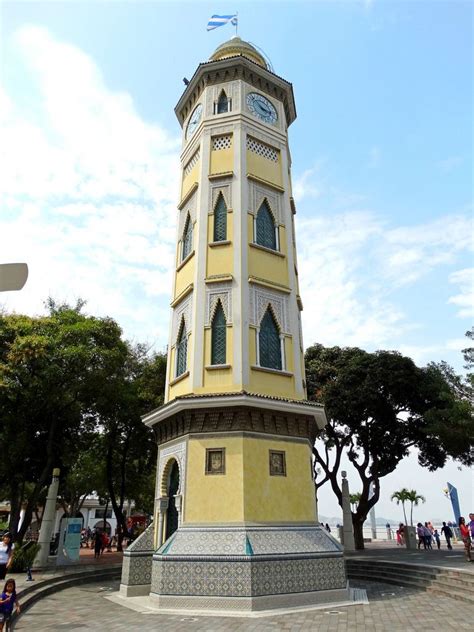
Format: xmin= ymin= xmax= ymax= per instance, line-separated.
xmin=217 ymin=91 xmax=229 ymax=114
xmin=176 ymin=319 xmax=187 ymax=376
xmin=256 ymin=201 xmax=277 ymax=250
xmin=259 ymin=308 xmax=282 ymax=370
xmin=213 ymin=194 xmax=227 ymax=242
xmin=182 ymin=214 xmax=192 ymax=261
xmin=211 ymin=302 xmax=226 ymax=365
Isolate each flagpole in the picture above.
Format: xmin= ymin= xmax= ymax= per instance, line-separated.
xmin=235 ymin=12 xmax=238 ymax=36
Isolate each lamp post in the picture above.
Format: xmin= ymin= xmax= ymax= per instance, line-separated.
xmin=0 ymin=263 xmax=28 ymax=292
xmin=33 ymin=468 xmax=60 ymax=569
xmin=341 ymin=471 xmax=356 ymax=552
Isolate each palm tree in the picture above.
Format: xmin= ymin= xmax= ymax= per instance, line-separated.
xmin=406 ymin=489 xmax=426 ymax=526
xmin=391 ymin=488 xmax=410 ymax=525
xmin=350 ymin=493 xmax=362 ymax=512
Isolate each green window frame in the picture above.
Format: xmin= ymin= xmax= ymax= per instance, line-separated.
xmin=256 ymin=201 xmax=276 ymax=250
xmin=213 ymin=194 xmax=227 ymax=242
xmin=176 ymin=320 xmax=187 ymax=377
xmin=182 ymin=214 xmax=192 ymax=261
xmin=211 ymin=302 xmax=226 ymax=365
xmin=259 ymin=308 xmax=282 ymax=370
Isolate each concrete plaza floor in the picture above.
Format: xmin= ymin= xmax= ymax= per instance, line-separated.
xmin=15 ymin=577 xmax=473 ymax=631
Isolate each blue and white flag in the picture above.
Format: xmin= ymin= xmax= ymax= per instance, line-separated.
xmin=207 ymin=14 xmax=238 ymax=31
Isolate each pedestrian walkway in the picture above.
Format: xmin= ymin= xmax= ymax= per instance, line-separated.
xmin=347 ymin=539 xmax=474 ymax=572
xmin=11 ymin=547 xmax=123 ymax=595
xmin=15 ymin=578 xmax=473 ymax=631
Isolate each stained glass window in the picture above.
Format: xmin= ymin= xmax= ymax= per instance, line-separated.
xmin=176 ymin=320 xmax=187 ymax=376
xmin=213 ymin=194 xmax=227 ymax=242
xmin=259 ymin=308 xmax=282 ymax=370
xmin=182 ymin=214 xmax=192 ymax=261
xmin=211 ymin=302 xmax=226 ymax=365
xmin=217 ymin=91 xmax=229 ymax=114
xmin=256 ymin=201 xmax=276 ymax=250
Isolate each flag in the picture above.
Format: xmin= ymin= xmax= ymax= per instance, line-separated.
xmin=207 ymin=14 xmax=238 ymax=31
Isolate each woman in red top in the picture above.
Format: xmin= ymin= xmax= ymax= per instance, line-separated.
xmin=459 ymin=517 xmax=472 ymax=562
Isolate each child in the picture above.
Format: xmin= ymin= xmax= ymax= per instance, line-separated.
xmin=433 ymin=529 xmax=441 ymax=550
xmin=0 ymin=579 xmax=21 ymax=631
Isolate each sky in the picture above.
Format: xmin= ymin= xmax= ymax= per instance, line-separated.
xmin=0 ymin=0 xmax=472 ymax=523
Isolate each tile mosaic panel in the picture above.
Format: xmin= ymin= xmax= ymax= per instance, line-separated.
xmin=248 ymin=526 xmax=342 ymax=555
xmin=125 ymin=523 xmax=155 ymax=553
xmin=121 ymin=554 xmax=153 ymax=586
xmin=162 ymin=529 xmax=247 ymax=556
xmin=150 ymin=556 xmax=346 ymax=597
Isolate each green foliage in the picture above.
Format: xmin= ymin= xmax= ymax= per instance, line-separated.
xmin=10 ymin=542 xmax=41 ymax=572
xmin=0 ymin=301 xmax=167 ymax=542
xmin=306 ymin=343 xmax=473 ymax=548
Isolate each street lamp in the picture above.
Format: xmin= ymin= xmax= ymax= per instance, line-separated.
xmin=0 ymin=263 xmax=28 ymax=291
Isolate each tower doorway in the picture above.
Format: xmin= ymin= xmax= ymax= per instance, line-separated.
xmin=165 ymin=460 xmax=180 ymax=540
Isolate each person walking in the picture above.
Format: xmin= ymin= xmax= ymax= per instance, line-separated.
xmin=423 ymin=523 xmax=433 ymax=549
xmin=0 ymin=579 xmax=20 ymax=632
xmin=0 ymin=535 xmax=13 ymax=581
xmin=93 ymin=530 xmax=102 ymax=559
xmin=417 ymin=523 xmax=426 ymax=549
xmin=459 ymin=517 xmax=472 ymax=562
xmin=433 ymin=529 xmax=441 ymax=550
xmin=441 ymin=522 xmax=453 ymax=550
xmin=396 ymin=523 xmax=405 ymax=546
xmin=469 ymin=513 xmax=474 ymax=543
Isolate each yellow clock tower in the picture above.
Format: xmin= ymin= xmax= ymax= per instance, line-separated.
xmin=120 ymin=36 xmax=348 ymax=613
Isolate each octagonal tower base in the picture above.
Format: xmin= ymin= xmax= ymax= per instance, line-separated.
xmin=149 ymin=524 xmax=349 ymax=612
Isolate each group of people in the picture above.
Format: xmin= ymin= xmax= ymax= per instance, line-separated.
xmin=413 ymin=515 xmax=474 ymax=562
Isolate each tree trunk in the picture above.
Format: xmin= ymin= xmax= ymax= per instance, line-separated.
xmin=410 ymin=503 xmax=413 ymax=526
xmin=8 ymin=481 xmax=21 ymax=540
xmin=102 ymin=499 xmax=109 ymax=533
xmin=353 ymin=517 xmax=365 ymax=550
xmin=403 ymin=502 xmax=408 ymax=525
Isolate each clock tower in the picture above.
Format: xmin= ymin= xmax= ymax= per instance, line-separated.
xmin=120 ymin=36 xmax=349 ymax=613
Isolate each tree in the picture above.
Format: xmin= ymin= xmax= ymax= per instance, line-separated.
xmin=391 ymin=488 xmax=410 ymax=525
xmin=0 ymin=300 xmax=130 ymax=541
xmin=406 ymin=489 xmax=425 ymax=526
xmin=306 ymin=344 xmax=473 ymax=549
xmin=98 ymin=347 xmax=167 ymax=550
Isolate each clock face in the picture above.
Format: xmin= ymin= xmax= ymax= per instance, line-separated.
xmin=246 ymin=93 xmax=278 ymax=124
xmin=186 ymin=103 xmax=203 ymax=139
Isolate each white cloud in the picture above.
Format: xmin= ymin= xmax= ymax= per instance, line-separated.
xmin=448 ymin=268 xmax=474 ymax=319
xmin=0 ymin=25 xmax=181 ymax=347
xmin=296 ymin=206 xmax=472 ymax=352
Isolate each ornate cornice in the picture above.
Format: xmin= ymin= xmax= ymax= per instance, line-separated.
xmin=175 ymin=56 xmax=296 ymax=128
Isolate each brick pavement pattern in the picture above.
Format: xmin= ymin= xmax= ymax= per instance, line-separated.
xmin=15 ymin=579 xmax=472 ymax=631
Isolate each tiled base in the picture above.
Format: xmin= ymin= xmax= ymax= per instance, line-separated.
xmin=119 ymin=583 xmax=151 ymax=597
xmin=122 ymin=524 xmax=349 ymax=613
xmin=148 ymin=586 xmax=352 ymax=613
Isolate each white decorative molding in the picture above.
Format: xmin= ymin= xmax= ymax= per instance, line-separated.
xmin=249 ymin=180 xmax=282 ymax=223
xmin=249 ymin=284 xmax=289 ymax=334
xmin=247 ymin=136 xmax=279 ymax=162
xmin=210 ymin=180 xmax=232 ymax=212
xmin=184 ymin=149 xmax=200 ymax=176
xmin=206 ymin=282 xmax=232 ymax=325
xmin=158 ymin=440 xmax=187 ymax=495
xmin=242 ymin=123 xmax=284 ymax=151
xmin=212 ymin=135 xmax=232 ymax=151
xmin=172 ymin=293 xmax=193 ymax=343
xmin=178 ymin=188 xmax=197 ymax=234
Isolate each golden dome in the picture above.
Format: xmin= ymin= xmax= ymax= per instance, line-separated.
xmin=209 ymin=36 xmax=268 ymax=69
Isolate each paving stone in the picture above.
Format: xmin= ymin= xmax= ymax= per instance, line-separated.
xmin=14 ymin=578 xmax=474 ymax=631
